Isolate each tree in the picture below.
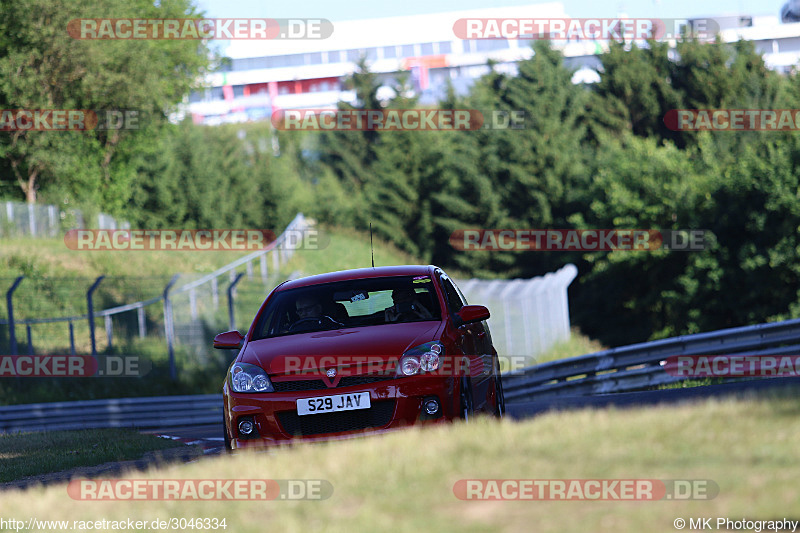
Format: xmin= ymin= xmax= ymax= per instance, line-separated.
xmin=460 ymin=41 xmax=591 ymax=277
xmin=0 ymin=0 xmax=213 ymax=208
xmin=587 ymin=40 xmax=682 ymax=146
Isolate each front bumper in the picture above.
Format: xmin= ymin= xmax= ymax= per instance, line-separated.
xmin=224 ymin=376 xmax=457 ymax=448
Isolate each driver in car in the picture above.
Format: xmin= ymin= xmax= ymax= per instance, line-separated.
xmin=295 ymin=294 xmax=323 ymax=320
xmin=385 ymin=287 xmax=433 ymax=322
xmin=287 ymin=294 xmax=343 ymax=332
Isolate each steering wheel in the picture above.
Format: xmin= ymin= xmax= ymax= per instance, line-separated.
xmin=288 ymin=315 xmax=344 ymax=332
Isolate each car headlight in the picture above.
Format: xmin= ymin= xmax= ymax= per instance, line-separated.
xmin=398 ymin=342 xmax=443 ymax=377
xmin=230 ymin=362 xmax=274 ymax=392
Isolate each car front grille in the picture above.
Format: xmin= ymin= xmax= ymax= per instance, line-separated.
xmin=276 ymin=400 xmax=396 ymax=436
xmin=272 ymin=374 xmax=396 ymax=392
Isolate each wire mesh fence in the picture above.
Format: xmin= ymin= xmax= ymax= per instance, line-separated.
xmin=0 ymin=200 xmax=128 ymax=238
xmin=0 ymin=215 xmax=310 ymax=378
xmin=456 ymin=264 xmax=577 ymax=358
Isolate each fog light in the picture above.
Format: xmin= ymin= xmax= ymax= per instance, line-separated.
xmin=238 ymin=418 xmax=254 ymax=436
xmin=424 ymin=398 xmax=440 ymax=415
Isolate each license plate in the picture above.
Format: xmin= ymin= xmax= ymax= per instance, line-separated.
xmin=296 ymin=392 xmax=371 ymax=416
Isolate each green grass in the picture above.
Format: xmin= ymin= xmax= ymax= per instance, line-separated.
xmin=280 ymin=224 xmax=425 ymax=277
xmin=0 ymin=428 xmax=190 ymax=483
xmin=659 ymin=377 xmax=727 ymax=389
xmin=1 ymin=393 xmax=798 ymax=532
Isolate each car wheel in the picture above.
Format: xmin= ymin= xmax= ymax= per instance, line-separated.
xmin=494 ymin=372 xmax=506 ymax=418
xmin=460 ymin=376 xmax=474 ymax=422
xmin=223 ymin=415 xmax=232 ymax=452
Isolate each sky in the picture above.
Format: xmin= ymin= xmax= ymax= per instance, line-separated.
xmin=194 ymin=0 xmax=786 ymax=22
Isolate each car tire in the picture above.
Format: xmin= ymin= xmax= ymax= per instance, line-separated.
xmin=460 ymin=376 xmax=474 ymax=422
xmin=223 ymin=415 xmax=232 ymax=452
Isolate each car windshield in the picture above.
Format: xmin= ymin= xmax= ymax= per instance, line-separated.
xmin=253 ymin=275 xmax=442 ymax=338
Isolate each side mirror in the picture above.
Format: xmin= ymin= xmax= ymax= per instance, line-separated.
xmin=213 ymin=330 xmax=244 ymax=349
xmin=456 ymin=305 xmax=490 ymax=326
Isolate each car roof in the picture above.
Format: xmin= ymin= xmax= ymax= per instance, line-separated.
xmin=277 ymin=265 xmax=438 ymax=291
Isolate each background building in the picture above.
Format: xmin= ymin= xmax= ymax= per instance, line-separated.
xmin=185 ymin=2 xmax=800 ymax=125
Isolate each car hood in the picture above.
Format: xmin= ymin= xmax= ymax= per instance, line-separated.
xmin=241 ymin=322 xmax=443 ymax=377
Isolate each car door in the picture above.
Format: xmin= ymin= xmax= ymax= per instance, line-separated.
xmin=439 ymin=272 xmax=492 ymax=412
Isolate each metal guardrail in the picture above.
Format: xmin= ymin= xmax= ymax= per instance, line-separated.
xmin=0 ymin=394 xmax=222 ymax=434
xmin=503 ymin=317 xmax=800 ymax=401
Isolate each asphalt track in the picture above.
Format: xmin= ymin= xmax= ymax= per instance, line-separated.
xmin=151 ymin=377 xmax=800 ymax=442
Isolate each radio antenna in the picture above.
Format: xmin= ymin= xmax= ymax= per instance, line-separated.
xmin=370 ymin=223 xmax=375 ymax=268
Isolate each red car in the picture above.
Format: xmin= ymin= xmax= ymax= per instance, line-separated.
xmin=215 ymin=265 xmax=504 ymax=449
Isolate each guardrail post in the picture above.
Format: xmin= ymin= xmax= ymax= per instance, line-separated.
xmin=48 ymin=205 xmax=57 ymax=237
xmin=260 ymin=254 xmax=268 ymax=284
xmin=105 ymin=315 xmax=113 ymax=350
xmin=69 ymin=320 xmax=76 ymax=356
xmin=211 ymin=277 xmax=219 ymax=309
xmin=189 ymin=288 xmax=198 ymax=320
xmin=163 ymin=274 xmax=180 ymax=381
xmin=26 ymin=324 xmax=33 ymax=355
xmin=137 ymin=307 xmax=146 ymax=338
xmin=228 ymin=273 xmax=245 ymax=331
xmin=28 ymin=203 xmax=36 ymax=236
xmin=87 ymin=276 xmax=105 ymax=357
xmin=6 ymin=276 xmax=23 ymax=355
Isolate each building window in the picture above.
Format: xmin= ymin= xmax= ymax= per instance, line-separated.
xmin=309 ymin=52 xmax=322 ymax=64
xmin=286 ymin=54 xmax=305 ymax=67
xmin=437 ymin=41 xmax=452 ymax=54
xmin=420 ymin=42 xmax=434 ymax=55
xmin=346 ymin=49 xmax=361 ymax=62
xmin=382 ymin=45 xmax=397 ymax=58
xmin=401 ymin=44 xmax=415 ymax=57
xmin=476 ymin=39 xmax=509 ymax=52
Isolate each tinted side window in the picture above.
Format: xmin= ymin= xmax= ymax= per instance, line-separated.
xmin=440 ymin=276 xmax=465 ymax=313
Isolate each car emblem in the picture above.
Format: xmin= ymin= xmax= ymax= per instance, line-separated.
xmin=326 ymin=368 xmax=337 ymax=378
